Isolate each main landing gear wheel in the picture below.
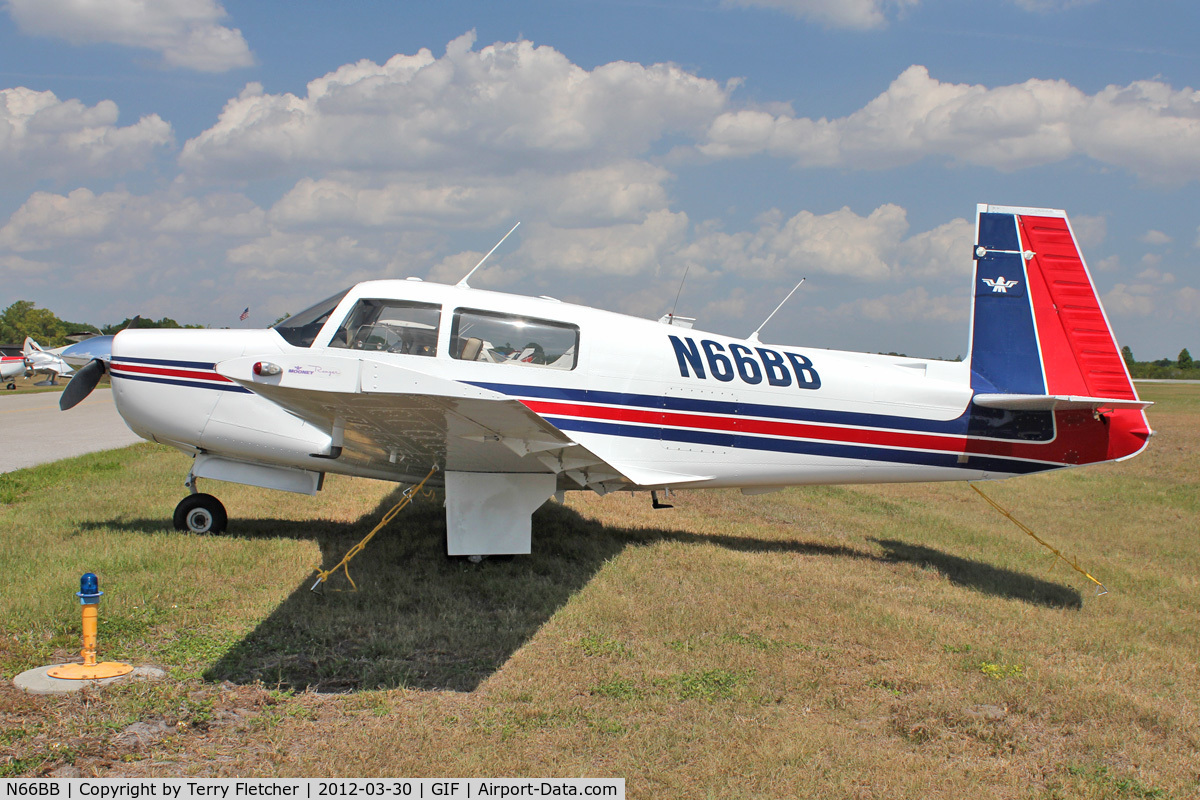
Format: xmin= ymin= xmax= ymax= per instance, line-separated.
xmin=173 ymin=493 xmax=228 ymax=534
xmin=5 ymin=382 xmax=14 ymax=390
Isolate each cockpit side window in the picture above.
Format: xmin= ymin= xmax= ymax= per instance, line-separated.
xmin=450 ymin=308 xmax=579 ymax=370
xmin=328 ymin=299 xmax=441 ymax=356
xmin=272 ymin=289 xmax=350 ymax=348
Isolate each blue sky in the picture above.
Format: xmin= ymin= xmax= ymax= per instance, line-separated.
xmin=1 ymin=0 xmax=1197 ymax=360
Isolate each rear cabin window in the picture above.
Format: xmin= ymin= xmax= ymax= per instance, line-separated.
xmin=450 ymin=309 xmax=579 ymax=370
xmin=272 ymin=289 xmax=350 ymax=348
xmin=328 ymin=299 xmax=441 ymax=356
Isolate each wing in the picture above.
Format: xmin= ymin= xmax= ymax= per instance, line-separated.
xmin=215 ymin=354 xmax=709 ymax=492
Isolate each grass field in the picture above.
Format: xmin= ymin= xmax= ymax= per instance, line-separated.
xmin=1 ymin=384 xmax=1197 ymax=797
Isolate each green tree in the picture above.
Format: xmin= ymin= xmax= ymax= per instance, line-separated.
xmin=1180 ymin=348 xmax=1193 ymax=369
xmin=0 ymin=301 xmax=69 ymax=347
xmin=100 ymin=316 xmax=203 ymax=335
xmin=1121 ymin=345 xmax=1135 ymax=366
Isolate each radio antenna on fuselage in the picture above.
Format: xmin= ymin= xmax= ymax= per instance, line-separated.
xmin=457 ymin=222 xmax=521 ymax=289
xmin=747 ymin=278 xmax=806 ymax=343
xmin=669 ymin=265 xmax=690 ymax=319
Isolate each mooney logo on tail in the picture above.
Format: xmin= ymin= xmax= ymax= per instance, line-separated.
xmin=982 ymin=276 xmax=1019 ymax=293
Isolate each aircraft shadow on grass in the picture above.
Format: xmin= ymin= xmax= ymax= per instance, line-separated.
xmin=88 ymin=492 xmax=1080 ymax=693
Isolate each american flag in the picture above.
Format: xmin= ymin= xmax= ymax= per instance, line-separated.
xmin=239 ymin=307 xmax=249 ymax=321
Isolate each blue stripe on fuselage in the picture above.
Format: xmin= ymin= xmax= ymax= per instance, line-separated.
xmin=468 ymin=380 xmax=974 ymax=435
xmin=111 ymin=355 xmax=218 ymax=370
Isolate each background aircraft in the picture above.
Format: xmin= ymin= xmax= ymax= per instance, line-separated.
xmin=60 ymin=204 xmax=1151 ymax=560
xmin=1 ymin=345 xmax=26 ymax=390
xmin=22 ymin=337 xmax=74 ymax=386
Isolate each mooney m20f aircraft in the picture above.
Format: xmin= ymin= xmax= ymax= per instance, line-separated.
xmin=60 ymin=204 xmax=1151 ymax=558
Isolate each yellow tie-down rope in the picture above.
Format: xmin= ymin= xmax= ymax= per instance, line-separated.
xmin=310 ymin=464 xmax=440 ymax=593
xmin=969 ymin=482 xmax=1107 ymax=596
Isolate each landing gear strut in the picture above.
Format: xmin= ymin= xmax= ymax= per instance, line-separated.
xmin=173 ymin=493 xmax=228 ymax=534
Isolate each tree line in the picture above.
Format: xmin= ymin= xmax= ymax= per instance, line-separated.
xmin=0 ymin=300 xmax=202 ymax=348
xmin=1121 ymin=346 xmax=1197 ymax=380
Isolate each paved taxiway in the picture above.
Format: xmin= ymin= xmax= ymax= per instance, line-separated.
xmin=0 ymin=388 xmax=142 ymax=473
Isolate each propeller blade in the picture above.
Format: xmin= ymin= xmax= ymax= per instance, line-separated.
xmin=60 ymin=358 xmax=107 ymax=410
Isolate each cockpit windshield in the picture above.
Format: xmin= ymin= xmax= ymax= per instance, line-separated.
xmin=272 ymin=289 xmax=350 ymax=348
xmin=328 ymin=299 xmax=441 ymax=355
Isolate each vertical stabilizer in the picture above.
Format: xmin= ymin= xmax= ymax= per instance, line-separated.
xmin=968 ymin=204 xmax=1137 ymax=401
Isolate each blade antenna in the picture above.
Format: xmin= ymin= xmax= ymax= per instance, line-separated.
xmin=668 ymin=265 xmax=691 ymax=322
xmin=457 ymin=222 xmax=520 ymax=289
xmin=748 ymin=278 xmax=805 ymax=343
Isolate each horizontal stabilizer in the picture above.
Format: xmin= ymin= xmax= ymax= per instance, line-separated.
xmin=973 ymin=393 xmax=1152 ymax=411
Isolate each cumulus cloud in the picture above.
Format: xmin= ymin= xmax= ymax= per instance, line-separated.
xmin=1103 ymin=283 xmax=1158 ymax=317
xmin=180 ymin=32 xmax=729 ymax=179
xmin=1010 ymin=0 xmax=1099 ymax=11
xmin=1140 ymin=229 xmax=1172 ymax=245
xmin=6 ymin=0 xmax=253 ymax=72
xmin=0 ymin=88 xmax=172 ymax=180
xmin=267 ymin=161 xmax=672 ymax=231
xmin=0 ymin=187 xmax=263 ymax=252
xmin=1102 ymin=267 xmax=1198 ymax=320
xmin=699 ymin=66 xmax=1200 ymax=182
xmin=673 ymin=204 xmax=971 ymax=282
xmin=824 ymin=287 xmax=966 ymax=324
xmin=721 ymin=0 xmax=918 ymax=29
xmin=1071 ymin=214 xmax=1107 ymax=249
xmin=513 ymin=210 xmax=691 ymax=278
xmin=226 ymin=230 xmax=384 ymax=283
xmin=0 ymin=187 xmax=266 ymax=309
xmin=895 ymin=217 xmax=974 ymax=278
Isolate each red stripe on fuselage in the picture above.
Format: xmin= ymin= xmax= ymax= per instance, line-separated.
xmin=110 ymin=363 xmax=232 ymax=383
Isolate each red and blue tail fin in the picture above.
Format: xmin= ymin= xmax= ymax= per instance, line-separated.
xmin=968 ymin=204 xmax=1151 ymax=463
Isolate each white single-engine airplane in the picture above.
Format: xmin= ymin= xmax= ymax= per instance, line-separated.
xmin=1 ymin=345 xmax=27 ymax=390
xmin=23 ymin=337 xmax=75 ymax=386
xmin=60 ymin=205 xmax=1152 ymax=558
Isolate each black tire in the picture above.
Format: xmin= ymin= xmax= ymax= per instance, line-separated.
xmin=173 ymin=493 xmax=228 ymax=534
xmin=5 ymin=382 xmax=14 ymax=390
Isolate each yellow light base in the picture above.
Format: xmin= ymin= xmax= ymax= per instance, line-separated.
xmin=47 ymin=662 xmax=134 ymax=680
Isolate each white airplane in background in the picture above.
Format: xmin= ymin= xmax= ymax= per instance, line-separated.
xmin=1 ymin=345 xmax=26 ymax=390
xmin=23 ymin=337 xmax=75 ymax=386
xmin=59 ymin=204 xmax=1152 ymax=559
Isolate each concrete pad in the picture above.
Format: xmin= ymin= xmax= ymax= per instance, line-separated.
xmin=0 ymin=387 xmax=142 ymax=473
xmin=14 ymin=664 xmax=166 ymax=694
